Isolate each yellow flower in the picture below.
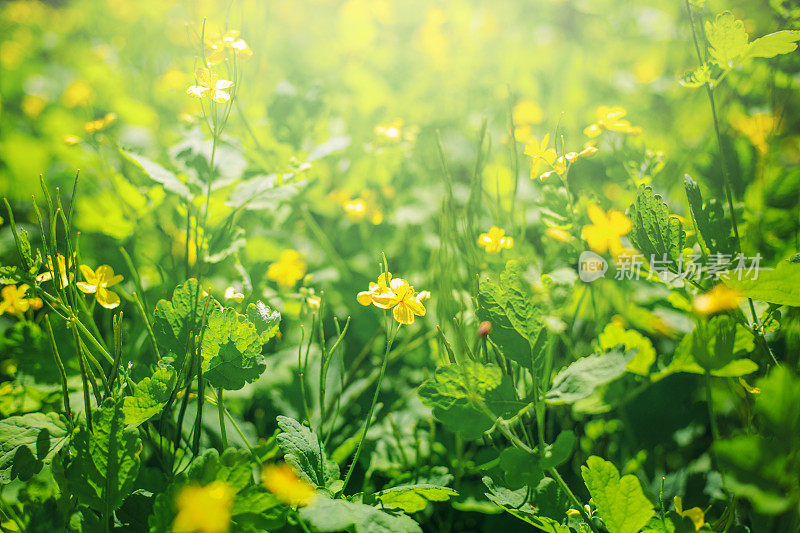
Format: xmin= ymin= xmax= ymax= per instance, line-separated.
xmin=36 ymin=254 xmax=73 ymax=288
xmin=77 ymin=265 xmax=123 ymax=309
xmin=693 ymin=284 xmax=741 ymax=315
xmin=262 ymin=463 xmax=316 ymax=508
xmin=581 ymin=204 xmax=632 ymax=255
xmin=357 ymin=272 xmax=393 ymax=306
xmin=61 ymin=79 xmax=95 ymax=108
xmin=224 ymin=287 xmax=244 ymax=302
xmin=478 ymin=226 xmax=514 ymax=254
xmin=0 ymin=285 xmax=43 ymax=316
xmin=172 ymin=481 xmax=234 ymax=533
xmin=524 ymin=133 xmax=557 ymax=178
xmin=21 ymin=94 xmax=46 ymax=118
xmin=730 ymin=112 xmax=778 ymax=155
xmin=579 ymin=144 xmax=598 ymax=157
xmin=342 ymin=196 xmax=383 ymax=224
xmin=374 ymin=119 xmax=404 ymax=142
xmin=187 ymin=68 xmax=234 ymax=104
xmin=674 ymin=496 xmax=705 ymax=531
xmin=267 ymin=250 xmax=307 ymax=288
xmin=584 ymin=105 xmax=640 ymax=138
xmin=371 ymin=277 xmax=427 ymax=325
xmin=206 ymin=30 xmax=253 ymax=66
xmin=84 ymin=112 xmax=117 ymax=134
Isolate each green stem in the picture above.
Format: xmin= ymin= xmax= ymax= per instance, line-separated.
xmin=44 ymin=315 xmax=72 ymax=424
xmin=217 ymin=388 xmax=227 ymax=449
xmin=341 ymin=323 xmax=400 ymax=494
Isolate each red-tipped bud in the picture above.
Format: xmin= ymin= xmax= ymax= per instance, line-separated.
xmin=478 ymin=321 xmax=492 ymax=337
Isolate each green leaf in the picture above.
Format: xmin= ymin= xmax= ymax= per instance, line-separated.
xmin=748 ymin=30 xmax=800 ymax=59
xmin=375 ymin=484 xmax=458 ymax=513
xmin=628 ymin=186 xmax=685 ymax=265
xmin=581 ymin=456 xmax=654 ymax=533
xmin=0 ymin=413 xmax=69 ymax=483
xmin=418 ymin=362 xmax=525 ymax=439
xmin=477 ymin=261 xmax=546 ymax=367
xmin=679 ymin=64 xmax=712 ymax=88
xmin=483 ymin=477 xmax=571 ymax=532
xmin=546 ymin=349 xmax=630 ymax=405
xmin=598 ymin=323 xmax=656 ymax=375
xmin=705 ymin=12 xmax=750 ymax=68
xmin=246 ymin=301 xmax=281 ymax=343
xmin=276 ymin=416 xmax=338 ymax=488
xmin=121 ymin=149 xmax=193 ymax=199
xmin=201 ymin=307 xmax=266 ymax=390
xmin=683 ymin=175 xmax=734 ymax=255
xmin=58 ymin=398 xmax=142 ymax=515
xmin=122 ymin=363 xmax=177 ymax=428
xmin=152 ymin=279 xmax=209 ymax=367
xmin=539 ymin=430 xmax=577 ymax=470
xmin=299 ymin=497 xmax=422 ymax=533
xmin=723 ymin=258 xmax=800 ymax=307
xmin=499 ymin=448 xmax=544 ymax=489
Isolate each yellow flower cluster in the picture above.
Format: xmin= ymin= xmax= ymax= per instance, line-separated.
xmin=262 ymin=463 xmax=316 ymax=508
xmin=0 ymin=285 xmax=43 ymax=316
xmin=374 ymin=118 xmax=418 ymax=143
xmin=524 ymin=133 xmax=597 ymax=182
xmin=84 ymin=112 xmax=117 ymax=134
xmin=76 ymin=264 xmax=124 ymax=309
xmin=478 ymin=226 xmax=513 ymax=254
xmin=341 ymin=193 xmax=384 ymax=225
xmin=187 ymin=67 xmax=234 ymax=104
xmin=267 ymin=250 xmax=307 ymax=288
xmin=357 ymin=272 xmax=429 ymax=325
xmin=583 ymin=105 xmax=641 ymax=138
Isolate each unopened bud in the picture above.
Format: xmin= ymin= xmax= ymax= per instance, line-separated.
xmin=478 ymin=321 xmax=492 ymax=337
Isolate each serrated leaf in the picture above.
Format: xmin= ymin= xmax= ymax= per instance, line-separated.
xmin=723 ymin=258 xmax=800 ymax=307
xmin=375 ymin=484 xmax=458 ymax=513
xmin=684 ymin=175 xmax=735 ymax=255
xmin=121 ymin=149 xmax=192 ymax=199
xmin=152 ymin=279 xmax=209 ymax=367
xmin=598 ymin=323 xmax=656 ymax=375
xmin=275 ymin=416 xmax=338 ymax=488
xmin=201 ymin=307 xmax=266 ymax=390
xmin=748 ymin=30 xmax=800 ymax=58
xmin=0 ymin=412 xmax=69 ymax=483
xmin=628 ymin=186 xmax=685 ymax=265
xmin=546 ymin=350 xmax=630 ymax=405
xmin=539 ymin=430 xmax=577 ymax=470
xmin=122 ymin=364 xmax=177 ymax=428
xmin=246 ymin=301 xmax=281 ymax=343
xmin=299 ymin=497 xmax=422 ymax=533
xmin=581 ymin=456 xmax=654 ymax=533
xmin=499 ymin=448 xmax=544 ymax=489
xmin=58 ymin=398 xmax=142 ymax=515
xmin=705 ymin=12 xmax=750 ymax=68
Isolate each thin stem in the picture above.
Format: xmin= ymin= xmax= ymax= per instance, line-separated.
xmin=44 ymin=315 xmax=72 ymax=423
xmin=341 ymin=323 xmax=400 ymax=494
xmin=217 ymin=388 xmax=227 ymax=449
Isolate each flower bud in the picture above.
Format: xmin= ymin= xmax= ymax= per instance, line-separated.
xmin=478 ymin=321 xmax=492 ymax=337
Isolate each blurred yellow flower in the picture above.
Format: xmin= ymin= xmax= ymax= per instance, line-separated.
xmin=524 ymin=133 xmax=557 ymax=178
xmin=206 ymin=30 xmax=253 ymax=66
xmin=21 ymin=94 xmax=45 ymax=118
xmin=357 ymin=272 xmax=392 ymax=306
xmin=77 ymin=264 xmax=123 ymax=309
xmin=172 ymin=481 xmax=234 ymax=533
xmin=262 ymin=463 xmax=316 ymax=508
xmin=187 ymin=68 xmax=234 ymax=104
xmin=224 ymin=286 xmax=244 ymax=302
xmin=37 ymin=254 xmax=73 ymax=288
xmin=545 ymin=227 xmax=574 ymax=243
xmin=730 ymin=112 xmax=778 ymax=155
xmin=584 ymin=105 xmax=640 ymax=138
xmin=693 ymin=284 xmax=741 ymax=315
xmin=374 ymin=119 xmax=404 ymax=142
xmin=579 ymin=144 xmax=598 ymax=157
xmin=674 ymin=496 xmax=705 ymax=531
xmin=581 ymin=204 xmax=631 ymax=255
xmin=478 ymin=226 xmax=514 ymax=253
xmin=371 ymin=277 xmax=427 ymax=325
xmin=342 ymin=194 xmax=383 ymax=225
xmin=61 ymin=79 xmax=95 ymax=108
xmin=0 ymin=285 xmax=42 ymax=316
xmin=513 ymin=99 xmax=544 ymax=142
xmin=84 ymin=112 xmax=117 ymax=134
xmin=267 ymin=250 xmax=307 ymax=288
